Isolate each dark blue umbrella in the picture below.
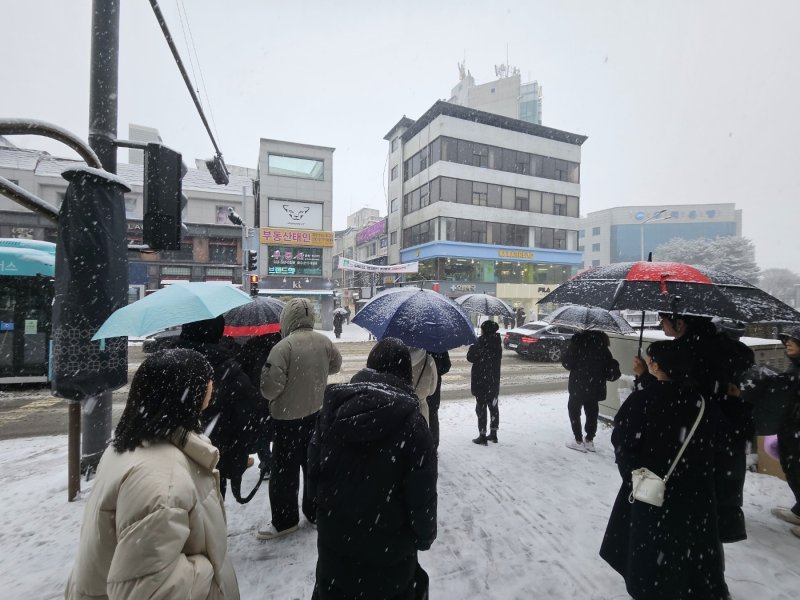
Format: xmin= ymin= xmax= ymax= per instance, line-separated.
xmin=352 ymin=288 xmax=477 ymax=352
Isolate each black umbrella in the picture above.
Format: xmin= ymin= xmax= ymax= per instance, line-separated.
xmin=454 ymin=293 xmax=515 ymax=318
xmin=222 ymin=296 xmax=285 ymax=337
xmin=545 ymin=305 xmax=634 ymax=334
xmin=538 ymin=261 xmax=800 ymax=323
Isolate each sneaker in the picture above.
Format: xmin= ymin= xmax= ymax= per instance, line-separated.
xmin=472 ymin=434 xmax=488 ymax=445
xmin=255 ymin=523 xmax=299 ymax=540
xmin=584 ymin=440 xmax=596 ymax=452
xmin=566 ymin=440 xmax=587 ymax=453
xmin=771 ymin=507 xmax=800 ymax=525
xmin=486 ymin=430 xmax=498 ymax=443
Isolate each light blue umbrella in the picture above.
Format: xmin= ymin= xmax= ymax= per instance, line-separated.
xmin=92 ymin=282 xmax=252 ymax=340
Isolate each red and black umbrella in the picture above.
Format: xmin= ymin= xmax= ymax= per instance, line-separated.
xmin=538 ymin=261 xmax=800 ymax=323
xmin=223 ymin=296 xmax=285 ymax=337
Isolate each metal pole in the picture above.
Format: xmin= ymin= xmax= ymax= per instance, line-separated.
xmin=73 ymin=0 xmax=121 ymax=492
xmin=67 ymin=402 xmax=81 ymax=501
xmin=241 ymin=186 xmax=248 ymax=288
xmin=639 ymin=223 xmax=644 ymax=261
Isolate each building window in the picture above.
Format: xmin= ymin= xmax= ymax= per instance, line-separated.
xmin=216 ymin=206 xmax=232 ymax=225
xmin=160 ymin=239 xmax=194 ymax=262
xmin=208 ymin=239 xmax=237 ymax=264
xmin=390 ymin=231 xmax=397 ymax=245
xmin=267 ymin=154 xmax=324 ymax=180
xmin=391 ymin=165 xmax=398 ymax=181
xmin=391 ymin=198 xmax=398 ymax=213
xmin=391 ymin=137 xmax=398 ymax=152
xmin=592 ymin=259 xmax=600 ymax=266
xmin=592 ymin=243 xmax=601 ymax=252
xmin=592 ymin=227 xmax=601 ymax=236
xmin=124 ymin=195 xmax=138 ymax=212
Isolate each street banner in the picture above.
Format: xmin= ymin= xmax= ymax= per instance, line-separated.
xmin=338 ymin=257 xmax=419 ymax=273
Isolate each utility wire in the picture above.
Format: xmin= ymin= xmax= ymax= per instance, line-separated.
xmin=148 ymin=0 xmax=223 ymax=158
xmin=175 ymin=0 xmax=200 ymax=98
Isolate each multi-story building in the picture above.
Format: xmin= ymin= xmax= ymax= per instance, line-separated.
xmin=333 ymin=208 xmax=388 ymax=309
xmin=255 ymin=139 xmax=336 ymax=328
xmin=582 ymin=204 xmax=742 ymax=267
xmin=449 ymin=63 xmax=543 ymax=125
xmin=0 ymin=136 xmax=254 ymax=300
xmin=384 ymin=101 xmax=586 ymax=319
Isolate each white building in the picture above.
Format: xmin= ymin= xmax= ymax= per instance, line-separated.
xmin=449 ymin=63 xmax=543 ymax=125
xmin=384 ymin=101 xmax=586 ymax=317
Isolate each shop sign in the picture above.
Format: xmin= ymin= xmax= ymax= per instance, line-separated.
xmin=498 ymin=250 xmax=534 ymax=259
xmin=450 ymin=284 xmax=477 ymax=292
xmin=356 ymin=219 xmax=386 ymax=244
xmin=268 ymin=199 xmax=323 ymax=230
xmin=267 ymin=246 xmax=323 ymax=277
xmin=259 ymin=227 xmax=333 ymax=247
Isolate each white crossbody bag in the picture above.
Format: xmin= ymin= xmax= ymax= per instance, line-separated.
xmin=628 ymin=396 xmax=705 ymax=507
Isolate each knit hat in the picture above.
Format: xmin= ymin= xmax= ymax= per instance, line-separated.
xmin=366 ymin=337 xmax=413 ymax=385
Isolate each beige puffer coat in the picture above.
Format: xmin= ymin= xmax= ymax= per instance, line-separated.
xmin=261 ymin=298 xmax=342 ymax=420
xmin=409 ymin=348 xmax=436 ymax=425
xmin=65 ymin=432 xmax=239 ymax=600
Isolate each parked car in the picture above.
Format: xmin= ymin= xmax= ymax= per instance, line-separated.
xmin=504 ymin=324 xmax=580 ymax=362
xmin=142 ymin=327 xmax=182 ymax=353
xmin=502 ymin=321 xmax=549 ymax=350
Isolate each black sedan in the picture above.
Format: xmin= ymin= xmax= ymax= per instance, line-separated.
xmin=503 ymin=324 xmax=579 ymax=362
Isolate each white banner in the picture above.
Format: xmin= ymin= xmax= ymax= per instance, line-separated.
xmin=338 ymin=257 xmax=419 ymax=273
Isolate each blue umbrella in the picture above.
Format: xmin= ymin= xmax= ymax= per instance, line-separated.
xmin=352 ymin=288 xmax=477 ymax=352
xmin=92 ymin=282 xmax=252 ymax=340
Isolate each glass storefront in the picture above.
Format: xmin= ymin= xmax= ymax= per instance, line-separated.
xmin=409 ymin=257 xmax=576 ymax=285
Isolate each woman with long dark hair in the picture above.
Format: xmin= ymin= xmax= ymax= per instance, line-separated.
xmin=66 ymin=348 xmax=240 ymax=600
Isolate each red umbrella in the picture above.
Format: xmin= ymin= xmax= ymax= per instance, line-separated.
xmin=222 ymin=296 xmax=285 ymax=337
xmin=537 ymin=261 xmax=800 ymax=323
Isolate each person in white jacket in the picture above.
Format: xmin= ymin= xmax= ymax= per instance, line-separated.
xmin=65 ymin=348 xmax=239 ymax=600
xmin=409 ymin=347 xmax=436 ymax=425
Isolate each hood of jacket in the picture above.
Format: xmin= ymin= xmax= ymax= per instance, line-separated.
xmin=409 ymin=347 xmax=428 ymax=367
xmin=320 ymin=368 xmax=418 ymax=446
xmin=280 ymin=298 xmax=316 ymax=337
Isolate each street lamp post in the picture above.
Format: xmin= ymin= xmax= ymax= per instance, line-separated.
xmin=227 ymin=206 xmax=248 ymax=288
xmin=639 ymin=209 xmax=671 ymax=261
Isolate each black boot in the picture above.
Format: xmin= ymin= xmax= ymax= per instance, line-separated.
xmin=486 ymin=429 xmax=498 ymax=443
xmin=472 ymin=433 xmax=488 ymax=445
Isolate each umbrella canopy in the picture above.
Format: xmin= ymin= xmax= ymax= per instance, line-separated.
xmin=538 ymin=261 xmax=800 ymax=323
xmin=92 ymin=282 xmax=252 ymax=340
xmin=333 ymin=307 xmax=348 ymax=315
xmin=544 ymin=305 xmax=634 ymax=334
xmin=222 ymin=296 xmax=286 ymax=337
xmin=352 ymin=288 xmax=477 ymax=352
xmin=455 ymin=293 xmax=515 ymax=318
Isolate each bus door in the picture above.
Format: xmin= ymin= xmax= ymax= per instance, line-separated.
xmin=0 ymin=276 xmax=54 ymax=383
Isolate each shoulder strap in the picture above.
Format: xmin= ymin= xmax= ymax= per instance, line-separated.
xmin=663 ymin=395 xmax=705 ymax=483
xmin=229 ymin=462 xmax=269 ymax=504
xmin=415 ymin=357 xmax=428 ymax=388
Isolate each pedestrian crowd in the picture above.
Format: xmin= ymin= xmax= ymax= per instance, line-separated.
xmin=64 ymin=299 xmax=800 ymax=600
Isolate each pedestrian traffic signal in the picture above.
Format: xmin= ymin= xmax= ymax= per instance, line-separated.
xmin=249 ymin=274 xmax=259 ymax=296
xmin=143 ymin=143 xmax=186 ymax=250
xmin=246 ymin=249 xmax=258 ymax=272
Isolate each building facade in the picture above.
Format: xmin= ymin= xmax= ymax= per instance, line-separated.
xmin=582 ymin=204 xmax=743 ymax=266
xmin=384 ymin=101 xmax=586 ymax=319
xmin=255 ymin=139 xmax=336 ymax=328
xmin=448 ymin=64 xmax=543 ymax=125
xmin=0 ymin=138 xmax=254 ymax=301
xmin=333 ymin=208 xmax=388 ymax=310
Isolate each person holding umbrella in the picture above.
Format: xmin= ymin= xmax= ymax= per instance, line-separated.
xmin=467 ymin=320 xmax=503 ymax=445
xmin=562 ymin=330 xmax=621 ymax=452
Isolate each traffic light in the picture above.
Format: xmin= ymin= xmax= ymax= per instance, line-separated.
xmin=249 ymin=274 xmax=259 ymax=297
xmin=246 ymin=249 xmax=258 ymax=272
xmin=143 ymin=143 xmax=186 ymax=251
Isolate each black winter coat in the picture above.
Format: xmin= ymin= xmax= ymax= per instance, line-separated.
xmin=467 ymin=332 xmax=502 ymax=398
xmin=308 ymin=368 xmax=438 ymax=600
xmin=562 ymin=334 xmax=620 ymax=401
xmin=428 ymin=351 xmax=451 ymax=412
xmin=600 ymin=382 xmax=727 ymax=600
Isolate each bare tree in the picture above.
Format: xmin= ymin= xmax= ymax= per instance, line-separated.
xmin=653 ymin=236 xmax=760 ymax=283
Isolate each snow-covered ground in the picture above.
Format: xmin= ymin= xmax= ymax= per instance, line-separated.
xmin=1 ymin=391 xmax=797 ymax=599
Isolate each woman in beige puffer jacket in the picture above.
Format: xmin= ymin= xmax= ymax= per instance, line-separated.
xmin=65 ymin=348 xmax=239 ymax=600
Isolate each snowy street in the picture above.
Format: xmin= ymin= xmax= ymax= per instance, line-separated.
xmin=1 ymin=391 xmax=796 ymax=599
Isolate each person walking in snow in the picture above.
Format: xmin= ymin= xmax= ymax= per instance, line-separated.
xmin=467 ymin=320 xmax=503 ymax=445
xmin=515 ymin=306 xmax=526 ymax=328
xmin=65 ymin=348 xmax=240 ymax=600
xmin=308 ymin=337 xmax=437 ymax=600
xmin=601 ymin=340 xmax=727 ymax=600
xmin=258 ymin=298 xmax=342 ymax=540
xmin=332 ymin=311 xmax=344 ymax=339
xmin=562 ymin=330 xmax=620 ymax=452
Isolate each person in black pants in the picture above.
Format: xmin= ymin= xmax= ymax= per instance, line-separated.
xmin=467 ymin=320 xmax=503 ymax=445
xmin=428 ymin=351 xmax=451 ymax=449
xmin=562 ymin=330 xmax=620 ymax=453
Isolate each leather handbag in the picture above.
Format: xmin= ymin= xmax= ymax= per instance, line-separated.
xmin=629 ymin=396 xmax=705 ymax=507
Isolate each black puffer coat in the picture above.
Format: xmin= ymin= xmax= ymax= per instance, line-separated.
xmin=467 ymin=331 xmax=502 ymax=398
xmin=308 ymin=368 xmax=437 ymax=600
xmin=562 ymin=331 xmax=620 ymax=401
xmin=600 ymin=381 xmax=727 ymax=600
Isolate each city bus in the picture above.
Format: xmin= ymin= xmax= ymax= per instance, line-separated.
xmin=0 ymin=239 xmax=55 ymax=384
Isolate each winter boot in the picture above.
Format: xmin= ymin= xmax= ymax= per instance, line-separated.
xmin=472 ymin=433 xmax=488 ymax=445
xmin=486 ymin=429 xmax=498 ymax=443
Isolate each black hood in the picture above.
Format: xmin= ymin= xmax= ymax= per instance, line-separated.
xmin=319 ymin=368 xmax=418 ymax=446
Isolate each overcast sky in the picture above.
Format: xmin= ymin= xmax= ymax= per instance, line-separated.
xmin=3 ymin=0 xmax=798 ymax=271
